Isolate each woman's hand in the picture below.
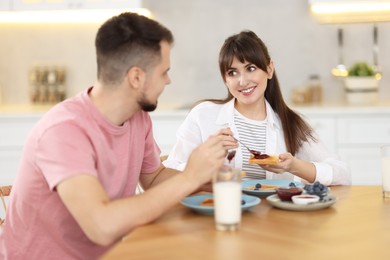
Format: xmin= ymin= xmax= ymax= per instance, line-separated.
xmin=261 ymin=153 xmax=316 ymax=183
xmin=260 ymin=153 xmax=295 ymax=174
xmin=214 ymin=127 xmax=239 ymax=151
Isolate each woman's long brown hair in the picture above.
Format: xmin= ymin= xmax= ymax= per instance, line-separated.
xmin=198 ymin=30 xmax=316 ymax=155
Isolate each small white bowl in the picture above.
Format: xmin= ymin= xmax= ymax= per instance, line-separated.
xmin=292 ymin=194 xmax=320 ymax=205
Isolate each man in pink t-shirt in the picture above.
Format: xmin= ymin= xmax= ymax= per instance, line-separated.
xmin=0 ymin=13 xmax=231 ymax=259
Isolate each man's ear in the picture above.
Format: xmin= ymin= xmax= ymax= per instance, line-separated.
xmin=127 ymin=66 xmax=145 ymax=89
xmin=267 ymin=60 xmax=275 ymax=79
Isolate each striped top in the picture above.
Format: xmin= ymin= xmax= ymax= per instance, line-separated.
xmin=234 ymin=109 xmax=267 ymax=180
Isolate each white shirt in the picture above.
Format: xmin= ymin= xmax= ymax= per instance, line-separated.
xmin=163 ymin=99 xmax=351 ymax=185
xmin=234 ymin=109 xmax=267 ymax=179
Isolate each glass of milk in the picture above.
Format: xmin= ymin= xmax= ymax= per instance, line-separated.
xmin=381 ymin=145 xmax=390 ymax=198
xmin=213 ymin=165 xmax=242 ymax=231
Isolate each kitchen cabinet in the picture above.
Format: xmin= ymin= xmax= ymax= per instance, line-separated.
xmin=301 ymin=115 xmax=336 ymax=153
xmin=294 ymin=106 xmax=390 ymax=185
xmin=12 ymin=0 xmax=141 ymax=10
xmin=151 ymin=106 xmax=389 ymax=186
xmin=1 ymin=104 xmax=389 ymax=188
xmin=338 ymin=147 xmax=380 ymax=185
xmin=0 ymin=109 xmax=188 ymax=187
xmin=336 ymin=115 xmax=390 ymax=185
xmin=0 ymin=114 xmax=42 ymax=186
xmin=150 ymin=111 xmax=188 ymax=156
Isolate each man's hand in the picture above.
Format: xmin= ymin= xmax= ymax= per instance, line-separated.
xmin=183 ymin=135 xmax=226 ymax=188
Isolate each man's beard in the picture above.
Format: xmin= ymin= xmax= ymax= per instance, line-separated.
xmin=138 ymin=93 xmax=158 ymax=112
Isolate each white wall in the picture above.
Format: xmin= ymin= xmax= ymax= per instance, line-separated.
xmin=0 ymin=0 xmax=389 ymax=106
xmin=0 ymin=23 xmax=99 ymax=104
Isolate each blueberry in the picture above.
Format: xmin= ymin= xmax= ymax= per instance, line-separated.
xmin=241 ymin=200 xmax=246 ymax=205
xmin=289 ymin=182 xmax=296 ymax=187
xmin=255 ymin=183 xmax=262 ymax=189
xmin=302 ymin=182 xmax=329 ymax=201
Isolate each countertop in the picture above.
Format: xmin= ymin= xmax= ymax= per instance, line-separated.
xmin=0 ymin=104 xmax=53 ymax=116
xmin=290 ymin=100 xmax=390 ymax=115
xmin=1 ymin=100 xmax=390 ymax=116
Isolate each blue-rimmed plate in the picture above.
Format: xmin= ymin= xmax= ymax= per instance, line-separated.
xmin=180 ymin=194 xmax=261 ymax=216
xmin=241 ymin=179 xmax=304 ymax=198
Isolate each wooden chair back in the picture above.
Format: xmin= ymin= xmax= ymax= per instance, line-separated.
xmin=0 ymin=185 xmax=12 ymax=226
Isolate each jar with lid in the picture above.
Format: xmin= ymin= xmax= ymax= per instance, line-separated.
xmin=308 ymin=74 xmax=322 ymax=104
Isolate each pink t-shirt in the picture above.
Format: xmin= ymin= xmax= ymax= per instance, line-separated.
xmin=0 ymin=87 xmax=161 ymax=259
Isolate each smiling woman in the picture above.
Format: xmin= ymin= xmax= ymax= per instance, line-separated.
xmin=163 ymin=30 xmax=351 ymax=186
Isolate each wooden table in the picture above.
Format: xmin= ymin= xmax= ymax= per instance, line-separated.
xmin=101 ymin=186 xmax=390 ymax=260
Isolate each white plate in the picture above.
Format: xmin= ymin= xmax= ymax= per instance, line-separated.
xmin=266 ymin=194 xmax=337 ymax=211
xmin=241 ymin=179 xmax=304 ymax=198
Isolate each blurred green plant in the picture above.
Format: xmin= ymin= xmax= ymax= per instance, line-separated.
xmin=348 ymin=62 xmax=375 ymax=77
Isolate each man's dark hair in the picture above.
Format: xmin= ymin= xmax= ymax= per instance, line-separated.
xmin=95 ymin=12 xmax=174 ymax=86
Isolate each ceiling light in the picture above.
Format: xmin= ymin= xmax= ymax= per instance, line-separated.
xmin=309 ymin=0 xmax=390 ymax=23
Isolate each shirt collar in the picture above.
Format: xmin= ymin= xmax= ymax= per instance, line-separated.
xmin=264 ymin=100 xmax=282 ymax=130
xmin=215 ymin=98 xmax=281 ymax=130
xmin=215 ymin=99 xmax=235 ymax=126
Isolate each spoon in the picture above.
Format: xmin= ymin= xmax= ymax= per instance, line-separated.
xmin=372 ymin=24 xmax=382 ymax=79
xmin=232 ymin=136 xmax=261 ymax=156
xmin=331 ymin=27 xmax=348 ymax=77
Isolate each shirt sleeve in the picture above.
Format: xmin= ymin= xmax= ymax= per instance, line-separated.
xmin=36 ymin=123 xmax=97 ymax=190
xmin=297 ymin=133 xmax=351 ymax=185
